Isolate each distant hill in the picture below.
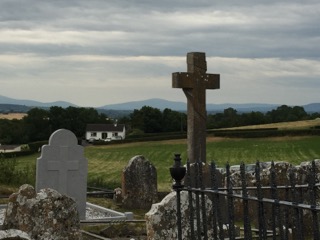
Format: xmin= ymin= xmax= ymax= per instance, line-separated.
xmin=100 ymin=99 xmax=320 ymax=114
xmin=99 ymin=98 xmax=186 ymax=111
xmin=0 ymin=104 xmax=32 ymax=113
xmin=100 ymin=99 xmax=320 ymax=113
xmin=303 ymin=103 xmax=320 ymax=113
xmin=100 ymin=98 xmax=281 ymax=113
xmin=0 ymin=95 xmax=77 ymax=108
xmin=1 ymin=94 xmax=319 ymax=114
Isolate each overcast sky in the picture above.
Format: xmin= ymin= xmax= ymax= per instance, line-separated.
xmin=0 ymin=0 xmax=319 ymax=107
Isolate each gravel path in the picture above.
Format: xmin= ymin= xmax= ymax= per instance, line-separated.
xmin=0 ymin=208 xmax=5 ymax=225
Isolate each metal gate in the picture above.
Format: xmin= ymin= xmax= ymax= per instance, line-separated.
xmin=170 ymin=154 xmax=320 ymax=240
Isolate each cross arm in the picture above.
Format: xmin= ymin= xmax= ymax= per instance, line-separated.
xmin=172 ymin=72 xmax=220 ymax=89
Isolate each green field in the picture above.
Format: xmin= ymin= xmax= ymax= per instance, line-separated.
xmin=2 ymin=136 xmax=320 ymax=192
xmin=85 ymin=136 xmax=320 ymax=191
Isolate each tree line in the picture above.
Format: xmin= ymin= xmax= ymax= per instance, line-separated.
xmin=0 ymin=107 xmax=110 ymax=144
xmin=0 ymin=105 xmax=319 ymax=144
xmin=207 ymin=105 xmax=319 ymax=129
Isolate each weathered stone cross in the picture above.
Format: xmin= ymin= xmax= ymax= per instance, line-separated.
xmin=172 ymin=52 xmax=220 ymax=163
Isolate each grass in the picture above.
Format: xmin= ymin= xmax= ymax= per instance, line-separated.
xmin=206 ymin=136 xmax=320 ymax=165
xmin=85 ymin=140 xmax=188 ymax=191
xmin=223 ymin=118 xmax=320 ymax=130
xmin=2 ymin=135 xmax=320 ymax=192
xmin=85 ymin=136 xmax=320 ymax=191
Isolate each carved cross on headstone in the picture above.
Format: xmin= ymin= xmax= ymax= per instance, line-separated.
xmin=172 ymin=52 xmax=220 ymax=163
xmin=47 ymin=146 xmax=79 ymax=194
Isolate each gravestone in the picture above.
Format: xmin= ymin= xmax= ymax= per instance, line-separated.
xmin=122 ymin=155 xmax=158 ymax=209
xmin=172 ymin=52 xmax=220 ymax=163
xmin=3 ymin=184 xmax=81 ymax=239
xmin=36 ymin=129 xmax=88 ymax=220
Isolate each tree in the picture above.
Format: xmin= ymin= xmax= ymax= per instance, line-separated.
xmin=223 ymin=108 xmax=239 ymax=127
xmin=162 ymin=108 xmax=186 ymax=132
xmin=130 ymin=106 xmax=163 ymax=133
xmin=23 ymin=108 xmax=50 ymax=142
xmin=266 ymin=105 xmax=308 ymax=123
xmin=240 ymin=111 xmax=266 ymax=126
xmin=48 ymin=106 xmax=66 ymax=133
xmin=291 ymin=106 xmax=308 ymax=120
xmin=21 ymin=106 xmax=112 ymax=142
xmin=0 ymin=119 xmax=27 ymax=144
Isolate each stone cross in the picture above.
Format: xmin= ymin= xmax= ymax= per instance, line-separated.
xmin=172 ymin=52 xmax=220 ymax=163
xmin=36 ymin=129 xmax=88 ymax=220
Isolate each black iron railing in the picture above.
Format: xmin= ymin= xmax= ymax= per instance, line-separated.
xmin=170 ymin=155 xmax=320 ymax=240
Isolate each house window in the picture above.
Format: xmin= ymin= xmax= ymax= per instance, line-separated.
xmin=112 ymin=132 xmax=118 ymax=137
xmin=91 ymin=132 xmax=97 ymax=137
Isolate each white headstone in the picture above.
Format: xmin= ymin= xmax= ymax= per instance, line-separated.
xmin=36 ymin=129 xmax=88 ymax=220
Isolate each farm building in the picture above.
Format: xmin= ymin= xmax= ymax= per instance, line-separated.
xmin=85 ymin=123 xmax=126 ymax=142
xmin=0 ymin=145 xmax=21 ymax=153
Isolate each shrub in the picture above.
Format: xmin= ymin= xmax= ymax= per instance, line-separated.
xmin=0 ymin=154 xmax=36 ymax=186
xmin=28 ymin=141 xmax=48 ymax=153
xmin=0 ymin=155 xmax=17 ymax=185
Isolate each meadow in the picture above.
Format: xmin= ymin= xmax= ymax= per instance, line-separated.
xmin=6 ymin=135 xmax=320 ymax=192
xmin=0 ymin=113 xmax=27 ymax=120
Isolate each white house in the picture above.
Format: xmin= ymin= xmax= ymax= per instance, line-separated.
xmin=85 ymin=123 xmax=126 ymax=142
xmin=0 ymin=145 xmax=22 ymax=153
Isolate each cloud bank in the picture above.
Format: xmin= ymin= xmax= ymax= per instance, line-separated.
xmin=0 ymin=0 xmax=319 ymax=107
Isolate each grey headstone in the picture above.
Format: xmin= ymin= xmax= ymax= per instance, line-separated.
xmin=36 ymin=129 xmax=88 ymax=220
xmin=122 ymin=155 xmax=158 ymax=209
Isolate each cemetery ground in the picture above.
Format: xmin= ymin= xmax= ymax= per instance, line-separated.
xmin=0 ymin=135 xmax=319 ymax=195
xmin=0 ymin=122 xmax=320 ymax=239
xmin=1 ymin=135 xmax=320 ymax=193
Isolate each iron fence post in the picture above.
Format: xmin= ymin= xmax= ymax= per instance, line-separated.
xmin=255 ymin=161 xmax=267 ymax=239
xmin=289 ymin=167 xmax=303 ymax=240
xmin=187 ymin=161 xmax=195 ymax=238
xmin=210 ymin=161 xmax=219 ymax=240
xmin=170 ymin=153 xmax=186 ymax=240
xmin=309 ymin=160 xmax=319 ymax=239
xmin=226 ymin=163 xmax=236 ymax=239
xmin=240 ymin=162 xmax=252 ymax=240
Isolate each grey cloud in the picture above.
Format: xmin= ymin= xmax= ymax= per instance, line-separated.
xmin=0 ymin=0 xmax=319 ymax=106
xmin=0 ymin=0 xmax=318 ymax=59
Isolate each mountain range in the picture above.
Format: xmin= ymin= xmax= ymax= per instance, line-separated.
xmin=0 ymin=94 xmax=319 ymax=113
xmin=0 ymin=95 xmax=77 ymax=108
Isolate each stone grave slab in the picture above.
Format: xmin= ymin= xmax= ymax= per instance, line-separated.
xmin=36 ymin=129 xmax=88 ymax=220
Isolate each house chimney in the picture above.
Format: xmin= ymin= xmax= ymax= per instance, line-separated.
xmin=114 ymin=119 xmax=118 ymax=127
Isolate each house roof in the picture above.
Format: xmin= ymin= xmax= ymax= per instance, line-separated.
xmin=0 ymin=145 xmax=21 ymax=150
xmin=86 ymin=124 xmax=125 ymax=132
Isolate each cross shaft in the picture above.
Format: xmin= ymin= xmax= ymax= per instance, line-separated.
xmin=172 ymin=52 xmax=220 ymax=163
